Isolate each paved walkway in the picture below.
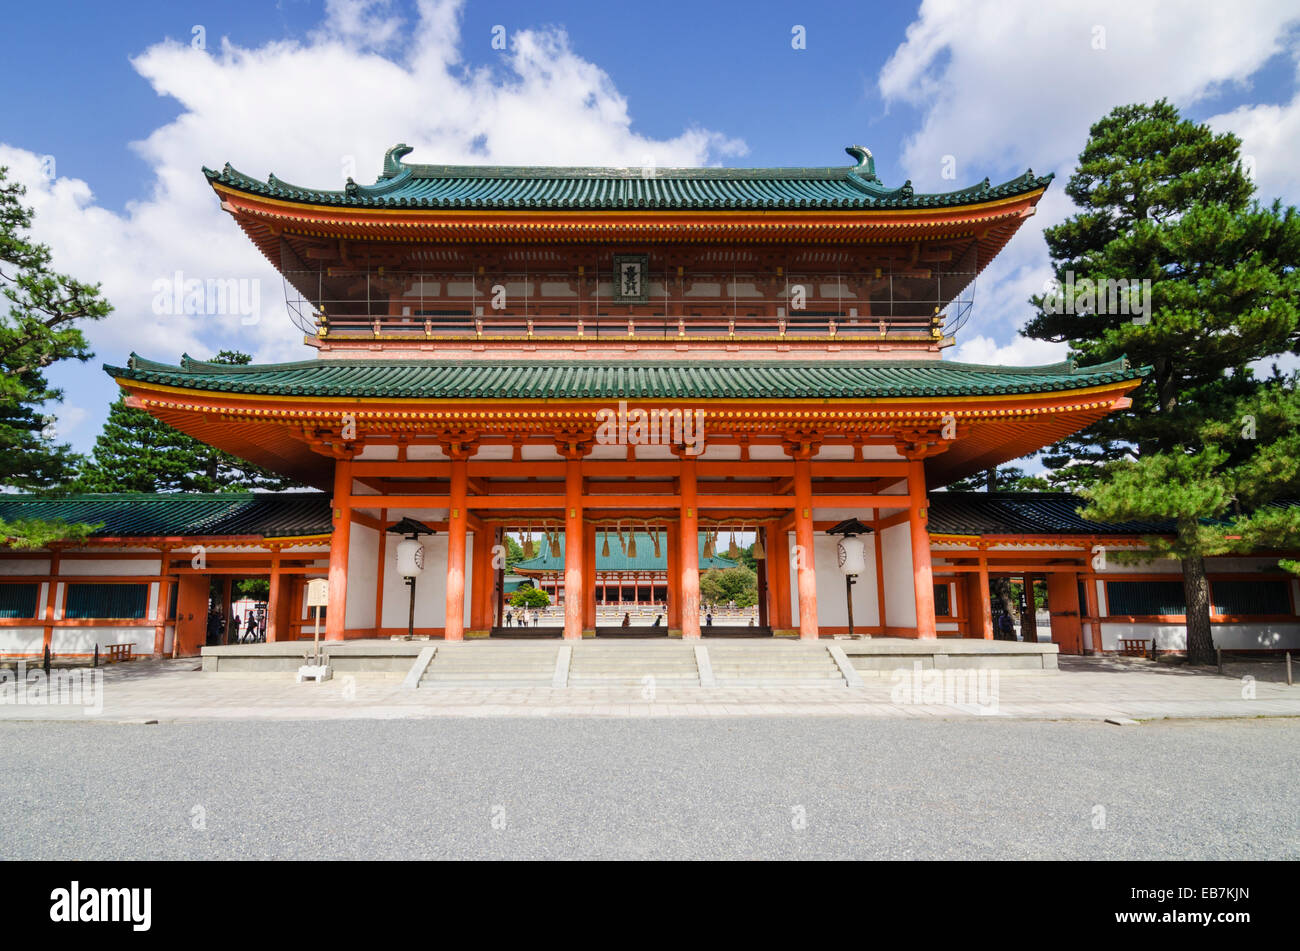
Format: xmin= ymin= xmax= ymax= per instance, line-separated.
xmin=1 ymin=655 xmax=1297 ymax=722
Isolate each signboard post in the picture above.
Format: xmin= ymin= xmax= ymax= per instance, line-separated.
xmin=298 ymin=578 xmax=332 ymax=682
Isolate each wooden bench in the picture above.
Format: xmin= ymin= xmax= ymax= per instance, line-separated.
xmin=104 ymin=644 xmax=133 ymax=664
xmin=1118 ymin=638 xmax=1153 ymax=658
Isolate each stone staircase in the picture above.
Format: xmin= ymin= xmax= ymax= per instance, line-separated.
xmin=418 ymin=642 xmax=557 ymax=687
xmin=707 ymin=642 xmax=847 ymax=686
xmin=409 ymin=639 xmax=853 ymax=688
xmin=566 ymin=642 xmax=700 ymax=688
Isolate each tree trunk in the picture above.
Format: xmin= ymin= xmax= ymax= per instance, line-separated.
xmin=991 ymin=577 xmax=1016 ymax=639
xmin=1180 ymin=536 xmax=1214 ymax=665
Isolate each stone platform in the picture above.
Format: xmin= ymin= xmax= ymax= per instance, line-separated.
xmin=199 ymin=636 xmax=1057 ymax=684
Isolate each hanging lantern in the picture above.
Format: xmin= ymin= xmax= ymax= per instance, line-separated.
xmin=836 ymin=535 xmax=867 ymax=576
xmin=395 ymin=538 xmax=425 ymax=577
xmin=751 ymin=527 xmax=766 ymax=560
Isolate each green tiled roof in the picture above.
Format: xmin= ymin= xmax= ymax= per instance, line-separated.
xmin=203 ymin=143 xmax=1053 ymax=212
xmin=109 ymin=355 xmax=1145 ymax=399
xmin=928 ymin=492 xmax=1300 ymax=537
xmin=515 ymin=532 xmax=739 ymax=573
xmin=0 ymin=493 xmax=331 ymax=539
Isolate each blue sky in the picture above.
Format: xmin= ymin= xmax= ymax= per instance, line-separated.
xmin=3 ymin=0 xmax=1299 ymax=456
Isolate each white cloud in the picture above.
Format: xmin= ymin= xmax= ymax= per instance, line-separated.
xmin=1206 ymin=49 xmax=1300 ymax=206
xmin=1 ymin=0 xmax=745 ymax=452
xmin=880 ymin=1 xmax=1300 ymax=366
xmin=880 ymin=0 xmax=1300 ymax=190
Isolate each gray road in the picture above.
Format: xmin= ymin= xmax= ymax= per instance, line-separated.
xmin=2 ymin=718 xmax=1295 ymax=860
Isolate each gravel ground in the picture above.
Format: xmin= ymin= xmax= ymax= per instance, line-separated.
xmin=2 ymin=717 xmax=1296 ymax=860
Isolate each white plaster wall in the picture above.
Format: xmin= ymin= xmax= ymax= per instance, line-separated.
xmin=881 ymin=522 xmax=916 ymax=628
xmin=381 ymin=533 xmax=454 ymax=630
xmin=0 ymin=628 xmax=45 ymax=654
xmin=1097 ymin=622 xmax=1300 ymax=651
xmin=344 ymin=524 xmax=378 ymax=631
xmin=51 ymin=627 xmax=154 ymax=655
xmin=0 ymin=558 xmax=52 ymax=576
xmin=59 ymin=559 xmax=161 ymax=576
xmin=810 ymin=533 xmax=879 ymax=628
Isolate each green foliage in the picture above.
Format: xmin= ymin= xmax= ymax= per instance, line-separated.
xmin=509 ymin=586 xmax=550 ymax=609
xmin=502 ymin=535 xmax=525 ymax=572
xmin=699 ymin=565 xmax=758 ymax=608
xmin=0 ymin=517 xmax=99 ymax=549
xmin=75 ymin=350 xmax=299 ymax=493
xmin=1027 ymin=101 xmax=1300 ymax=663
xmin=235 ymin=578 xmax=270 ymax=601
xmin=0 ymin=165 xmax=111 ymax=492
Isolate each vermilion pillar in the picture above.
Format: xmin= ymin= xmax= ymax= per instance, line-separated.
xmin=793 ymin=455 xmax=819 ymax=639
xmin=563 ymin=453 xmax=584 ymax=640
xmin=41 ymin=550 xmax=61 ymax=652
xmin=153 ymin=576 xmax=171 ymax=658
xmin=679 ymin=455 xmax=701 ymax=639
xmin=907 ymin=458 xmax=937 ymax=639
xmin=583 ymin=521 xmax=597 ymax=633
xmin=770 ymin=526 xmax=791 ymax=632
xmin=326 ymin=456 xmax=352 ymax=641
xmin=666 ymin=522 xmax=681 ymax=632
xmin=975 ymin=550 xmax=993 ymax=639
xmin=265 ymin=548 xmax=282 ymax=642
xmin=470 ymin=526 xmax=489 ymax=632
xmin=444 ymin=453 xmax=468 ymax=640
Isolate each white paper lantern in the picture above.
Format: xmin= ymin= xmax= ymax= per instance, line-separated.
xmin=396 ymin=538 xmax=426 ymax=577
xmin=836 ymin=536 xmax=866 ymax=576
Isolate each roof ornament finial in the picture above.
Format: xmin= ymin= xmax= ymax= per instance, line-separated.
xmin=382 ymin=143 xmax=414 ymax=179
xmin=845 ymin=145 xmax=876 ymax=179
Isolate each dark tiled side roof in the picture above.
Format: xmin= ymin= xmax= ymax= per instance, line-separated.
xmin=928 ymin=492 xmax=1173 ymax=535
xmin=0 ymin=493 xmax=331 ymax=538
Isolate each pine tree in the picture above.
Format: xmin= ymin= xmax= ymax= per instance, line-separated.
xmin=1023 ymin=101 xmax=1300 ymax=663
xmin=76 ymin=350 xmax=299 ymax=493
xmin=0 ymin=165 xmax=112 ymax=545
